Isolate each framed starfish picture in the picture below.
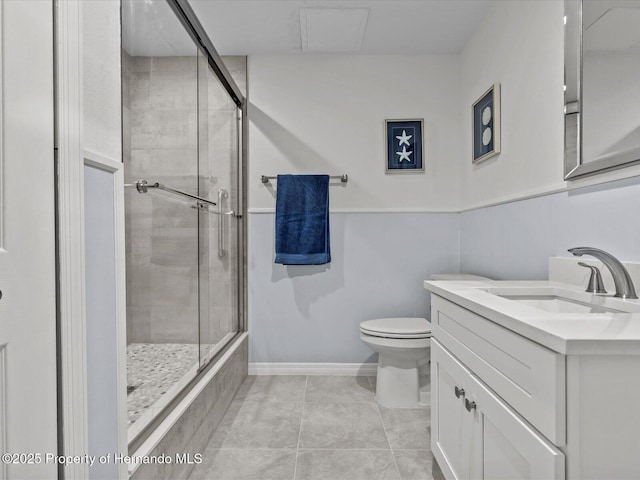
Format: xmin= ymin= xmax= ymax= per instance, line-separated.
xmin=385 ymin=119 xmax=424 ymax=173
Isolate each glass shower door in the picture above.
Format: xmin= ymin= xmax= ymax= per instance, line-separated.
xmin=123 ymin=0 xmax=245 ymax=446
xmin=122 ymin=0 xmax=202 ymax=438
xmin=197 ymin=53 xmax=241 ymax=367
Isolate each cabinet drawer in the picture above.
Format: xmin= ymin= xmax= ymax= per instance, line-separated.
xmin=431 ymin=295 xmax=566 ymax=445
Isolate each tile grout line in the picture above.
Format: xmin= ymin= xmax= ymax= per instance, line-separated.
xmin=373 ymin=387 xmax=403 ymax=479
xmin=292 ymin=375 xmax=309 ymax=480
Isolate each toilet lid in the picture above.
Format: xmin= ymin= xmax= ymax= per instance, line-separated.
xmin=360 ymin=318 xmax=432 ymax=339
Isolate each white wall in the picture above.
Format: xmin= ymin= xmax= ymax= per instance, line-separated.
xmin=459 ymin=0 xmax=565 ymax=209
xmin=458 ymin=0 xmax=640 ymax=208
xmin=84 ymin=0 xmax=122 ymax=160
xmin=248 ymin=55 xmax=462 ymax=212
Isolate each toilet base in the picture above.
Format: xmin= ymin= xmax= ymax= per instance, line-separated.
xmin=375 ymin=354 xmax=430 ymax=408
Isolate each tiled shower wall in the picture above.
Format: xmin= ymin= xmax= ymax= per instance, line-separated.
xmin=123 ymin=51 xmax=246 ymax=345
xmin=123 ymin=51 xmax=199 ymax=344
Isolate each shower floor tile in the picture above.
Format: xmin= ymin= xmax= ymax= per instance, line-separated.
xmin=187 ymin=375 xmax=445 ymax=480
xmin=127 ymin=342 xmax=200 ymax=426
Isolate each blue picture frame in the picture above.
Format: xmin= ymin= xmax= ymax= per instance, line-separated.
xmin=472 ymin=84 xmax=501 ymax=164
xmin=385 ymin=119 xmax=424 ymax=173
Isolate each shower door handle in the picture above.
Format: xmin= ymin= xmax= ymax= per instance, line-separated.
xmin=217 ymin=189 xmax=228 ymax=258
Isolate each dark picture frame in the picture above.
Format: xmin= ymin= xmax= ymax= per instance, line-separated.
xmin=385 ymin=119 xmax=424 ymax=173
xmin=472 ymin=84 xmax=501 ymax=164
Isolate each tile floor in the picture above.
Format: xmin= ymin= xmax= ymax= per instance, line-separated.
xmin=188 ymin=375 xmax=444 ymax=480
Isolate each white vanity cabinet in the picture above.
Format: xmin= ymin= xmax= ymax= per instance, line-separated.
xmin=430 ymin=292 xmax=566 ymax=480
xmin=429 ymin=291 xmax=640 ymax=480
xmin=432 ymin=340 xmax=564 ymax=480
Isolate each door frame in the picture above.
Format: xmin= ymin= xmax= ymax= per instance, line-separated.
xmin=55 ymin=1 xmax=127 ymax=478
xmin=55 ymin=1 xmax=89 ymax=478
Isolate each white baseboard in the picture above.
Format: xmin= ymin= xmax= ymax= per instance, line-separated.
xmin=248 ymin=362 xmax=377 ymax=376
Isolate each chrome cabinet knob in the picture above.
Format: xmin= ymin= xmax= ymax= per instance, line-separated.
xmin=454 ymin=386 xmax=465 ymax=398
xmin=465 ymin=399 xmax=477 ymax=412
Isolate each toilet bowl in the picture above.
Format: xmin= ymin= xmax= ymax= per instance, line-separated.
xmin=360 ymin=318 xmax=431 ymax=408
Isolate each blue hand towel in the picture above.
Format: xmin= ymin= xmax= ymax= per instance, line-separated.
xmin=275 ymin=174 xmax=331 ymax=265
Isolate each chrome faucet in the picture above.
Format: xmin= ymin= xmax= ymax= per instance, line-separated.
xmin=568 ymin=247 xmax=638 ymax=299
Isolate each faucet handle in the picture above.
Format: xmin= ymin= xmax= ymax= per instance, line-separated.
xmin=578 ymin=262 xmax=607 ymax=294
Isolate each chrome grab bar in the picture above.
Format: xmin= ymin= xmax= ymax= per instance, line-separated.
xmin=204 ymin=208 xmax=235 ymax=216
xmin=126 ymin=179 xmax=217 ymax=207
xmin=217 ymin=189 xmax=228 ymax=258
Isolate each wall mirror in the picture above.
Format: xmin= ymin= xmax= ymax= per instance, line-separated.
xmin=564 ymin=0 xmax=640 ymax=179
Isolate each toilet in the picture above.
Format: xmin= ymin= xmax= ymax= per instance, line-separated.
xmin=360 ymin=317 xmax=431 ymax=408
xmin=361 ymin=273 xmax=490 ymax=408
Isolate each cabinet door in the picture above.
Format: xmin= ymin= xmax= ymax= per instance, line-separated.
xmin=469 ymin=373 xmax=565 ymax=480
xmin=434 ymin=340 xmax=565 ymax=480
xmin=432 ymin=339 xmax=474 ymax=480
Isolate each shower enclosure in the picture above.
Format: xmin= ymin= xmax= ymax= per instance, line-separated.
xmin=121 ymin=0 xmax=245 ymax=446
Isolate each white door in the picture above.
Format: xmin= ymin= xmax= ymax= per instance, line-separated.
xmin=0 ymin=1 xmax=57 ymax=479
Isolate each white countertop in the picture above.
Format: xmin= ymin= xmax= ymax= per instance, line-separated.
xmin=424 ymin=280 xmax=640 ymax=355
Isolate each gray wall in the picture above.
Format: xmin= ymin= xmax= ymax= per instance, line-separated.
xmin=123 ymin=51 xmax=200 ymax=344
xmin=460 ymin=175 xmax=640 ymax=280
xmin=249 ymin=212 xmax=460 ymax=363
xmin=84 ymin=165 xmax=119 ymax=480
xmin=249 ymin=175 xmax=640 ymax=364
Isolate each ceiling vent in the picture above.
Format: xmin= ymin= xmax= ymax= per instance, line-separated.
xmin=300 ymin=8 xmax=369 ymax=52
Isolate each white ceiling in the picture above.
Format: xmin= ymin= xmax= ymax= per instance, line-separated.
xmin=123 ymin=0 xmax=492 ymax=56
xmin=583 ymin=0 xmax=640 ymax=52
xmin=190 ymin=0 xmax=492 ymax=55
xmin=122 ymin=0 xmax=198 ymax=56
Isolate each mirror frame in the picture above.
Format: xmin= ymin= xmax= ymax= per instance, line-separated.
xmin=564 ymin=0 xmax=640 ymax=179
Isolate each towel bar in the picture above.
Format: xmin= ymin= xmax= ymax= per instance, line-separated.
xmin=261 ymin=174 xmax=348 ymax=184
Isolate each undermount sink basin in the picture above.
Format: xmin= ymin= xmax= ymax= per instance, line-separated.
xmin=498 ymin=294 xmax=624 ymax=314
xmin=479 ymin=285 xmax=640 ymax=315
